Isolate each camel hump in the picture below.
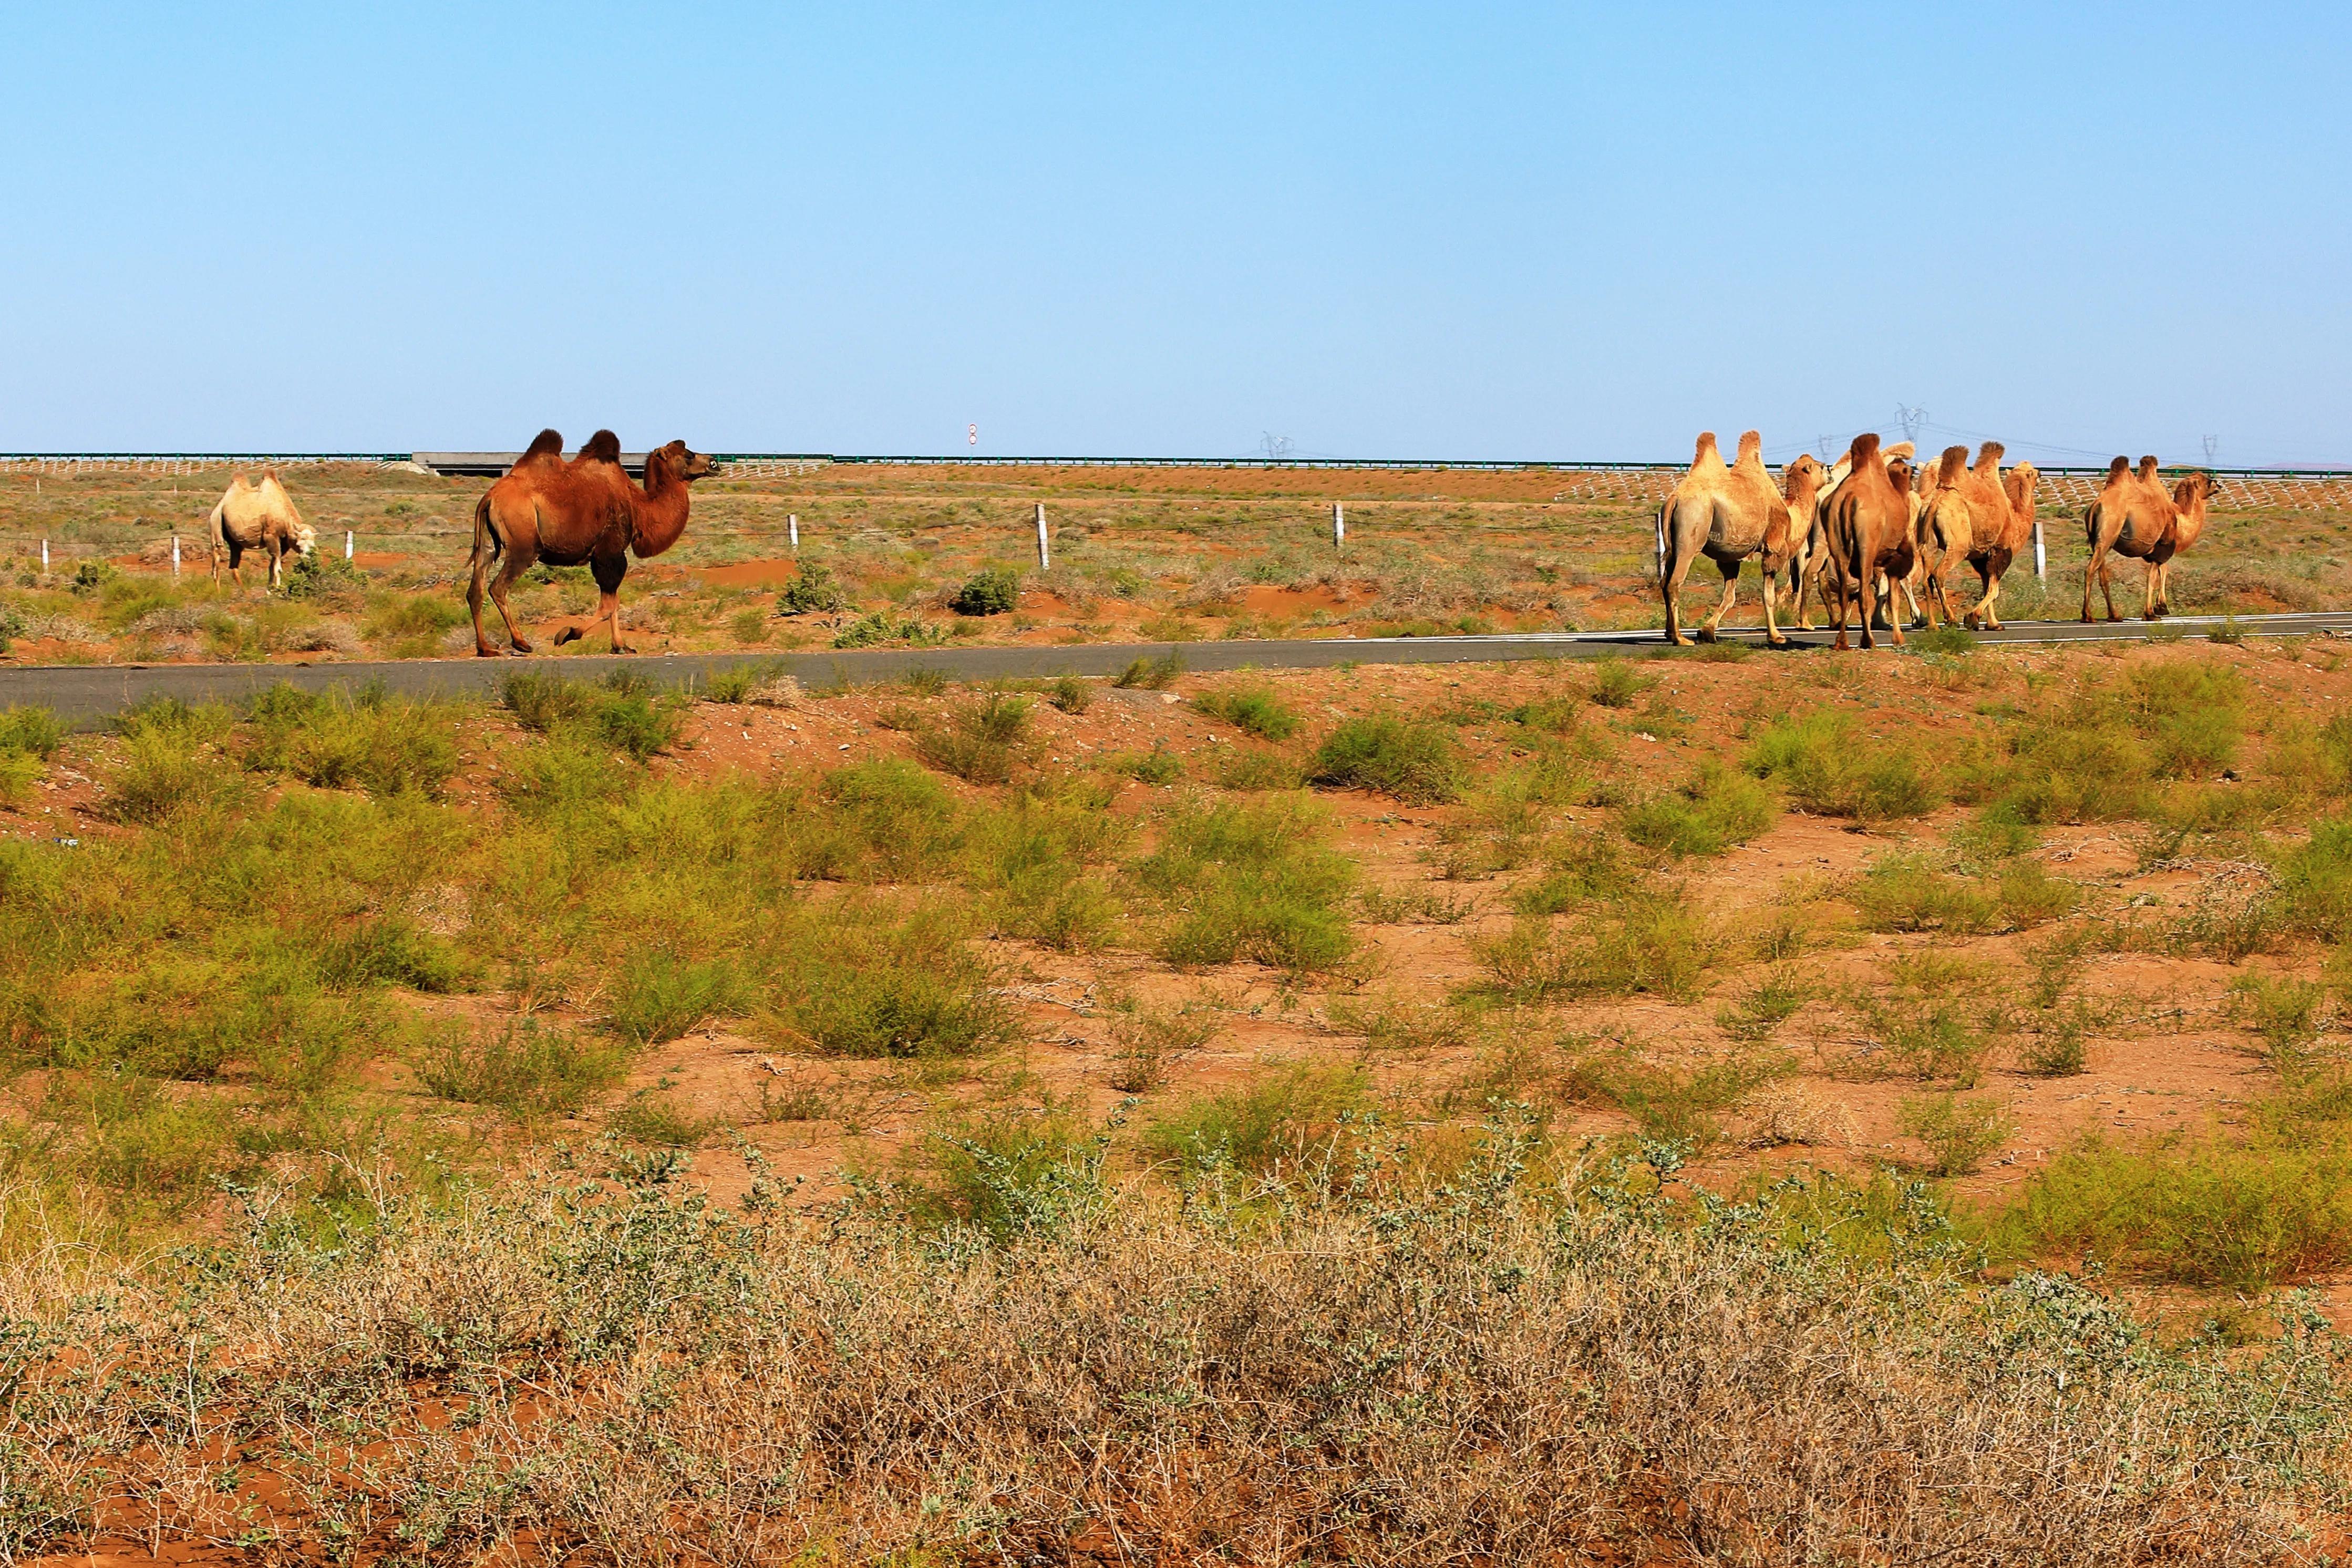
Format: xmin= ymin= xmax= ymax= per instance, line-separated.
xmin=2105 ymin=456 xmax=2131 ymax=482
xmin=1974 ymin=440 xmax=2004 ymax=471
xmin=1735 ymin=430 xmax=1763 ymax=462
xmin=1937 ymin=446 xmax=1968 ymax=486
xmin=1692 ymin=431 xmax=1719 ymax=462
xmin=580 ymin=430 xmax=623 ymax=463
xmin=2137 ymin=455 xmax=2161 ymax=479
xmin=521 ymin=429 xmax=564 ymax=460
xmin=1848 ymin=433 xmax=1882 ymax=466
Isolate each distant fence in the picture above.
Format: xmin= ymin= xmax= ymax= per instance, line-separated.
xmin=4 ymin=452 xmax=2350 ymax=511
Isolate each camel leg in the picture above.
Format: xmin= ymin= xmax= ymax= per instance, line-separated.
xmin=2100 ymin=557 xmax=2121 ymax=622
xmin=1698 ymin=556 xmax=1739 ymax=642
xmin=555 ymin=555 xmax=633 ymax=654
xmin=1659 ymin=520 xmax=1698 ymax=647
xmin=1760 ymin=556 xmax=1787 ymax=647
xmin=226 ymin=541 xmax=245 ymax=591
xmin=488 ymin=559 xmax=533 ymax=654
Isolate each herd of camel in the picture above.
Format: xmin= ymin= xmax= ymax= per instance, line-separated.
xmin=1656 ymin=431 xmax=2219 ymax=649
xmin=199 ymin=429 xmax=718 ymax=655
xmin=199 ymin=427 xmax=2216 ymax=658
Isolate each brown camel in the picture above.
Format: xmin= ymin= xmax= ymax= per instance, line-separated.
xmin=208 ymin=471 xmax=316 ymax=589
xmin=2152 ymin=471 xmax=2219 ymax=615
xmin=468 ymin=430 xmax=716 ymax=656
xmin=2082 ymin=456 xmax=2197 ymax=622
xmin=1959 ymin=454 xmax=2039 ymax=630
xmin=1911 ymin=446 xmax=1974 ymax=630
xmin=1822 ymin=434 xmax=1914 ymax=651
xmin=1655 ymin=430 xmax=1800 ymax=646
xmin=1792 ymin=440 xmax=1914 ymax=630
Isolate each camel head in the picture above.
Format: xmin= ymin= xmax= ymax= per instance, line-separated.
xmin=2174 ymin=471 xmax=2217 ymax=509
xmin=286 ymin=520 xmax=318 ymax=557
xmin=1781 ymin=453 xmax=1825 ymax=497
xmin=1884 ymin=456 xmax=1913 ymax=496
xmin=647 ymin=439 xmax=718 ymax=485
xmin=2005 ymin=461 xmax=2040 ymax=512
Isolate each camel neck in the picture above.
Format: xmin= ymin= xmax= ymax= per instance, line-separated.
xmin=633 ymin=463 xmax=692 ymax=558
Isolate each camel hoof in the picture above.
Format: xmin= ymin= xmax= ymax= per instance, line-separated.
xmin=1767 ymin=635 xmax=1789 ymax=649
xmin=612 ymin=644 xmax=636 ymax=656
xmin=474 ymin=644 xmax=503 ymax=658
xmin=552 ymin=627 xmax=581 ymax=647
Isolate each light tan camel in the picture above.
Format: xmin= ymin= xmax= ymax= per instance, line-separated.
xmin=2082 ymin=456 xmax=2197 ymax=622
xmin=1656 ymin=430 xmax=1799 ymax=646
xmin=1822 ymin=435 xmax=1914 ymax=650
xmin=1793 ymin=439 xmax=1914 ymax=630
xmin=1911 ymin=446 xmax=1974 ymax=629
xmin=207 ymin=471 xmax=316 ymax=589
xmin=1960 ymin=455 xmax=2039 ymax=630
xmin=468 ymin=430 xmax=716 ymax=655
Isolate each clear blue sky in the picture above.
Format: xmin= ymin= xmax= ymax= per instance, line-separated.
xmin=4 ymin=4 xmax=2346 ymax=465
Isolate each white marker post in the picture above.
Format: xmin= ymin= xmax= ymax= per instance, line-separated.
xmin=171 ymin=535 xmax=181 ymax=575
xmin=40 ymin=539 xmax=48 ymax=573
xmin=1034 ymin=502 xmax=1050 ymax=571
xmin=788 ymin=513 xmax=799 ymax=553
xmin=2032 ymin=514 xmax=2046 ymax=581
xmin=345 ymin=529 xmax=354 ymax=561
xmin=1332 ymin=501 xmax=1345 ymax=551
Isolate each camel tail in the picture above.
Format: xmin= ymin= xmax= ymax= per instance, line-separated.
xmin=472 ymin=491 xmax=501 ymax=566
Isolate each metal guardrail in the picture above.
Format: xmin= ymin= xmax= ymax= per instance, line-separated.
xmin=5 ymin=452 xmax=2351 ymax=511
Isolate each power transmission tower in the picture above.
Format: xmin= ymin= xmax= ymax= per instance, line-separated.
xmin=1261 ymin=432 xmax=1294 ymax=461
xmin=1895 ymin=405 xmax=1928 ymax=449
xmin=2203 ymin=434 xmax=2219 ymax=466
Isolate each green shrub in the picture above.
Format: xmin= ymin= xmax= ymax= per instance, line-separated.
xmin=1513 ymin=830 xmax=1639 ymax=914
xmin=899 ymin=1100 xmax=1105 ymax=1238
xmin=1143 ymin=1062 xmax=1369 ymax=1172
xmin=610 ymin=950 xmax=747 ymax=1045
xmin=2275 ymin=817 xmax=2352 ymax=940
xmin=1588 ymin=657 xmax=1653 ymax=709
xmin=1048 ymin=675 xmax=1094 ymax=715
xmin=1133 ymin=797 xmax=1357 ymax=973
xmin=0 ymin=706 xmax=65 ymax=761
xmin=608 ymin=1091 xmax=724 ymax=1148
xmin=1897 ymin=1092 xmax=2012 ymax=1175
xmin=1565 ymin=1048 xmax=1788 ymax=1148
xmin=1110 ymin=743 xmax=1184 ymax=786
xmin=414 ymin=1019 xmax=623 ymax=1116
xmin=1744 ymin=710 xmax=1942 ymax=822
xmin=777 ymin=562 xmax=848 ymax=615
xmin=283 ymin=551 xmax=364 ymax=599
xmin=1309 ymin=717 xmax=1468 ymax=804
xmin=1850 ymin=853 xmax=2076 ymax=935
xmin=1621 ymin=762 xmax=1776 ymax=856
xmin=702 ymin=663 xmax=769 ymax=703
xmin=316 ymin=917 xmax=466 ymax=993
xmin=834 ymin=611 xmax=946 ymax=648
xmin=914 ymin=693 xmax=1033 ymax=783
xmin=771 ymin=911 xmax=1014 ymax=1058
xmin=1717 ymin=969 xmax=1812 ymax=1043
xmin=1476 ymin=898 xmax=1710 ymax=1002
xmin=1111 ymin=654 xmax=1183 ymax=690
xmin=1996 ymin=1135 xmax=2352 ymax=1287
xmin=105 ymin=727 xmax=229 ymax=823
xmin=1213 ymin=747 xmax=1301 ymax=791
xmin=1909 ymin=625 xmax=1979 ymax=655
xmin=1193 ymin=685 xmax=1301 ymax=741
xmin=950 ymin=565 xmax=1022 ymax=616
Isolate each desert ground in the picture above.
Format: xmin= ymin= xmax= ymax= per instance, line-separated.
xmin=7 ymin=615 xmax=2352 ymax=1560
xmin=2 ymin=458 xmax=2347 ymax=665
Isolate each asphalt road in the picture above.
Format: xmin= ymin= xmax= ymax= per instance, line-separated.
xmin=9 ymin=611 xmax=2351 ymax=727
